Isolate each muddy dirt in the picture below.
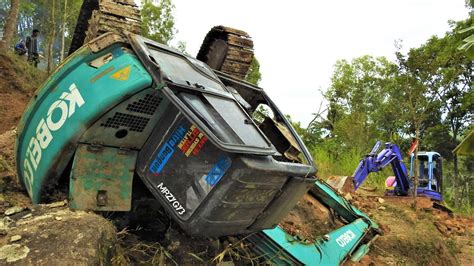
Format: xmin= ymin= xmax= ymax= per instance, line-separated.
xmin=345 ymin=189 xmax=474 ymax=265
xmin=280 ymin=193 xmax=342 ymax=242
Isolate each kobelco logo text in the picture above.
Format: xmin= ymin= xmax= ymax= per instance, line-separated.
xmin=336 ymin=230 xmax=356 ymax=248
xmin=22 ymin=83 xmax=85 ymax=196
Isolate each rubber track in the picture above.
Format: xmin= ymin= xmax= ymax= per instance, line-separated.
xmin=69 ymin=0 xmax=141 ymax=55
xmin=72 ymin=5 xmax=252 ymax=80
xmin=69 ymin=0 xmax=99 ymax=55
xmin=197 ymin=26 xmax=254 ymax=80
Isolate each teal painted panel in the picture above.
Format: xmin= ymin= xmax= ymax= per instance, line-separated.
xmin=69 ymin=144 xmax=136 ymax=211
xmin=262 ymin=219 xmax=369 ymax=266
xmin=256 ymin=181 xmax=380 ymax=265
xmin=16 ymin=44 xmax=152 ymax=203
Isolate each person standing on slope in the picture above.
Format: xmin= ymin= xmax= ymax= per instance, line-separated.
xmin=26 ymin=29 xmax=40 ymax=67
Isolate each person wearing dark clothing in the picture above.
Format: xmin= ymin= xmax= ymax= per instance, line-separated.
xmin=14 ymin=39 xmax=27 ymax=56
xmin=26 ymin=29 xmax=40 ymax=67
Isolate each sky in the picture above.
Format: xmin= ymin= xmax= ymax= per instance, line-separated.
xmin=168 ymin=0 xmax=469 ymax=126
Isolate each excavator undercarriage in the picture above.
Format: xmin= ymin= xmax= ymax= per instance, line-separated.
xmin=69 ymin=1 xmax=254 ymax=80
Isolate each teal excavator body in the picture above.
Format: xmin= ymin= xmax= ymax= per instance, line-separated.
xmin=16 ymin=33 xmax=380 ymax=264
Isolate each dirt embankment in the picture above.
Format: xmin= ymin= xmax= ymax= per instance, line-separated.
xmin=347 ymin=191 xmax=473 ymax=265
xmin=0 ymin=54 xmax=121 ymax=265
xmin=0 ymin=53 xmax=46 ymax=134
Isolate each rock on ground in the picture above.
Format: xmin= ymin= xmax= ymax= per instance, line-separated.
xmin=0 ymin=203 xmax=118 ymax=265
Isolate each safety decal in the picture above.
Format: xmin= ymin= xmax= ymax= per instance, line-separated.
xmin=205 ymin=156 xmax=232 ymax=186
xmin=178 ymin=125 xmax=208 ymax=157
xmin=110 ymin=65 xmax=131 ymax=81
xmin=149 ymin=126 xmax=187 ymax=175
xmin=149 ymin=124 xmax=208 ymax=176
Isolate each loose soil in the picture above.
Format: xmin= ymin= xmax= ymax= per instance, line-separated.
xmin=280 ymin=193 xmax=342 ymax=242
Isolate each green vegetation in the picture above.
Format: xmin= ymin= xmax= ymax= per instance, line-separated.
xmin=295 ymin=18 xmax=473 ymax=212
xmin=0 ymin=0 xmax=179 ymax=70
xmin=140 ymin=0 xmax=176 ymax=45
xmin=3 ymin=51 xmax=47 ymax=89
xmin=245 ymin=57 xmax=262 ymax=85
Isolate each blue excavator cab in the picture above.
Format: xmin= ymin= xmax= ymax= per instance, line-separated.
xmin=409 ymin=151 xmax=443 ymax=201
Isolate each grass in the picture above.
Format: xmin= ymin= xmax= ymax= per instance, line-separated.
xmin=1 ymin=51 xmax=48 ymax=93
xmin=312 ymin=147 xmax=391 ymax=190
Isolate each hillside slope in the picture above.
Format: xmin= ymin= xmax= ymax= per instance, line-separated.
xmin=0 ymin=53 xmax=46 ymax=134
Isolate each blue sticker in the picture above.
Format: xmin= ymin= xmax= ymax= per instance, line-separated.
xmin=149 ymin=126 xmax=187 ymax=175
xmin=205 ymin=156 xmax=232 ymax=186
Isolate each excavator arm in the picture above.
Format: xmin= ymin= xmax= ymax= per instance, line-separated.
xmin=247 ymin=180 xmax=382 ymax=265
xmin=353 ymin=141 xmax=411 ymax=195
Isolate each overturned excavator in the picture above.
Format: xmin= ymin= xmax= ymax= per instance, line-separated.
xmin=16 ymin=0 xmax=381 ymax=264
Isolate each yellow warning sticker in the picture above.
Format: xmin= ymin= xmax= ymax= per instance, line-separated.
xmin=111 ymin=65 xmax=131 ymax=81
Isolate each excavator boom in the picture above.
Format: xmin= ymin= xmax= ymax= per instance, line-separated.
xmin=353 ymin=141 xmax=410 ymax=195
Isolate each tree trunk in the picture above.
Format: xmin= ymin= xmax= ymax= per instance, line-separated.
xmin=47 ymin=0 xmax=57 ymax=73
xmin=0 ymin=0 xmax=21 ymax=52
xmin=60 ymin=0 xmax=67 ymax=62
xmin=453 ymin=154 xmax=459 ymax=207
xmin=412 ymin=128 xmax=420 ymax=210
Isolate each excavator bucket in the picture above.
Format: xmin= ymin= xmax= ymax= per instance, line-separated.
xmin=248 ymin=180 xmax=382 ymax=265
xmin=326 ymin=175 xmax=355 ymax=194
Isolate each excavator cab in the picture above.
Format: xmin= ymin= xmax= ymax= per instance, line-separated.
xmin=410 ymin=152 xmax=443 ymax=201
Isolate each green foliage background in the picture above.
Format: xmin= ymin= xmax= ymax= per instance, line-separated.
xmin=297 ymin=17 xmax=473 ymax=212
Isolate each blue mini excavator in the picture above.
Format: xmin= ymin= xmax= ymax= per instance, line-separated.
xmin=352 ymin=141 xmax=443 ymax=201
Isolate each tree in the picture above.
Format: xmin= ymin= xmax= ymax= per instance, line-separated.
xmin=141 ymin=0 xmax=176 ymax=45
xmin=46 ymin=0 xmax=57 ymax=73
xmin=60 ymin=0 xmax=68 ymax=62
xmin=403 ymin=20 xmax=473 ymax=207
xmin=459 ymin=0 xmax=474 ymax=59
xmin=321 ymin=56 xmax=399 ymax=155
xmin=245 ymin=57 xmax=262 ymax=85
xmin=392 ymin=50 xmax=439 ymax=208
xmin=0 ymin=0 xmax=20 ymax=52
